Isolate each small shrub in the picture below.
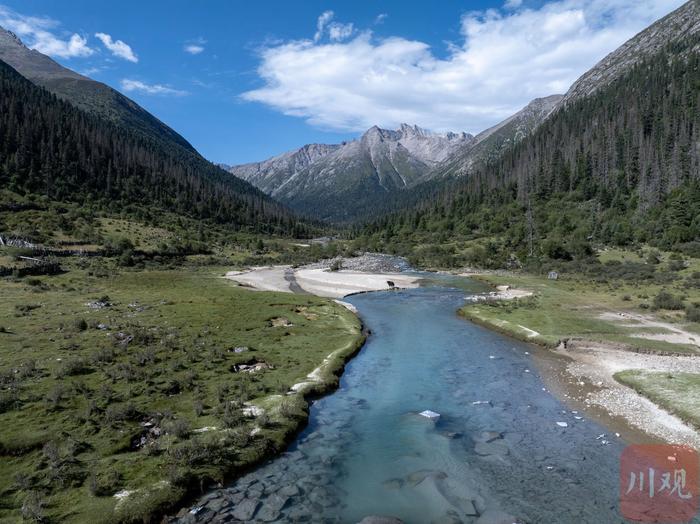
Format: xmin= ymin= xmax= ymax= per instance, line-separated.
xmin=104 ymin=402 xmax=139 ymax=425
xmin=91 ymin=347 xmax=115 ymax=365
xmin=652 ymin=291 xmax=685 ymax=311
xmin=667 ymin=259 xmax=686 ymax=271
xmin=74 ymin=318 xmax=88 ymax=331
xmin=221 ymin=401 xmax=244 ymax=429
xmin=165 ymin=419 xmax=191 ymax=439
xmin=88 ymin=469 xmax=122 ymax=496
xmin=621 ymin=295 xmax=632 ymax=302
xmin=45 ymin=384 xmax=66 ymax=409
xmin=0 ymin=390 xmax=19 ymax=413
xmin=686 ymin=306 xmax=700 ymax=323
xmin=646 ymin=251 xmax=661 ymax=265
xmin=56 ymin=358 xmax=89 ymax=378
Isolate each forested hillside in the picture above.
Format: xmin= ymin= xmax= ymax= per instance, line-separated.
xmin=358 ymin=33 xmax=700 ymax=268
xmin=0 ymin=59 xmax=309 ymax=236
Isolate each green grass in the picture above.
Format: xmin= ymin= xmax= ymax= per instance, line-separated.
xmin=459 ymin=257 xmax=700 ymax=354
xmin=0 ymin=266 xmax=363 ymax=523
xmin=615 ymin=370 xmax=700 ymax=430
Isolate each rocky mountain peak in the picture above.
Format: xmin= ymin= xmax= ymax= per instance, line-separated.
xmin=0 ymin=27 xmax=26 ymax=49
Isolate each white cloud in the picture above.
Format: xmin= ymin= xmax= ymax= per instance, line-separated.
xmin=95 ymin=32 xmax=138 ymax=62
xmin=313 ymin=10 xmax=354 ymax=42
xmin=184 ymin=37 xmax=206 ymax=55
xmin=504 ymin=0 xmax=524 ymax=10
xmin=185 ymin=44 xmax=204 ymax=55
xmin=120 ymin=79 xmax=188 ymax=96
xmin=314 ymin=10 xmax=334 ymax=42
xmin=375 ymin=13 xmax=388 ymax=24
xmin=328 ymin=22 xmax=354 ymax=42
xmin=242 ymin=0 xmax=685 ymax=134
xmin=0 ymin=5 xmax=93 ymax=58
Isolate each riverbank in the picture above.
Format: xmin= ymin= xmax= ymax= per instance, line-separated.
xmin=225 ymin=255 xmax=421 ymax=298
xmin=459 ymin=270 xmax=700 ymax=447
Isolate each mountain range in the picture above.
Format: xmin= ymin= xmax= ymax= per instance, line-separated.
xmin=360 ymin=0 xmax=700 ymax=268
xmin=224 ymin=95 xmax=563 ymax=222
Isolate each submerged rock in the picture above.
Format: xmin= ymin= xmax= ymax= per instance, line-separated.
xmin=405 ymin=469 xmax=447 ymax=487
xmin=358 ymin=517 xmax=404 ymax=524
xmin=231 ymin=498 xmax=260 ymax=521
xmin=475 ymin=509 xmax=522 ymax=524
xmin=474 ymin=440 xmax=509 ymax=457
xmin=382 ymin=478 xmax=405 ymax=490
xmin=473 ymin=431 xmax=503 ymax=443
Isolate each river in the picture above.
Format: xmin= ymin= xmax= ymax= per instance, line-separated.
xmin=182 ymin=278 xmax=630 ymax=523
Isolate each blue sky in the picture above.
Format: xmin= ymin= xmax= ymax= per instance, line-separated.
xmin=0 ymin=0 xmax=685 ymax=164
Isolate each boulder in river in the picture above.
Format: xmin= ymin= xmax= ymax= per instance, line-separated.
xmin=358 ymin=517 xmax=404 ymax=524
xmin=231 ymin=498 xmax=260 ymax=521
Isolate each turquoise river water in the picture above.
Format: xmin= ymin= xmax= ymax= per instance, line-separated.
xmin=179 ymin=277 xmax=650 ymax=523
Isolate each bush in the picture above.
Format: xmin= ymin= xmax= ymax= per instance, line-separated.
xmin=56 ymin=358 xmax=89 ymax=378
xmin=686 ymin=306 xmax=700 ymax=323
xmin=653 ymin=291 xmax=685 ymax=311
xmin=165 ymin=419 xmax=191 ymax=440
xmin=74 ymin=318 xmax=88 ymax=331
xmin=667 ymin=259 xmax=686 ymax=271
xmin=646 ymin=251 xmax=661 ymax=265
xmin=221 ymin=401 xmax=244 ymax=429
xmin=88 ymin=469 xmax=122 ymax=496
xmin=104 ymin=402 xmax=139 ymax=425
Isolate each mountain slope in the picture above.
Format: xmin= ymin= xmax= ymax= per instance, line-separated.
xmin=361 ymin=1 xmax=700 ymax=267
xmin=0 ymin=58 xmax=306 ymax=235
xmin=431 ymin=95 xmax=563 ymax=179
xmin=561 ymin=0 xmax=700 ymax=106
xmin=0 ymin=27 xmax=194 ymax=153
xmin=225 ymin=143 xmax=340 ymax=196
xmin=227 ymin=124 xmax=473 ymax=222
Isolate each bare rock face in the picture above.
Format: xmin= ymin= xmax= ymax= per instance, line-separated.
xmin=431 ymin=94 xmax=563 ymax=179
xmin=224 ymin=123 xmax=473 ymax=221
xmin=561 ymin=0 xmax=700 ymax=107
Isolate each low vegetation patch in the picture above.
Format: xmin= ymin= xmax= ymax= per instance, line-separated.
xmin=0 ymin=266 xmax=362 ymax=523
xmin=615 ymin=370 xmax=700 ymax=430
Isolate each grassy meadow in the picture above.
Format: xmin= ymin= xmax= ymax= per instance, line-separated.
xmin=459 ymin=248 xmax=700 ymax=354
xmin=0 ymin=262 xmax=363 ymax=523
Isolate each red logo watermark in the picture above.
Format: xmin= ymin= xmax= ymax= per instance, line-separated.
xmin=620 ymin=444 xmax=699 ymax=522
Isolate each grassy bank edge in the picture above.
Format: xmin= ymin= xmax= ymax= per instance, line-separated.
xmin=160 ymin=312 xmax=368 ymax=522
xmin=614 ymin=370 xmax=700 ymax=432
xmin=455 ymin=274 xmax=559 ymax=349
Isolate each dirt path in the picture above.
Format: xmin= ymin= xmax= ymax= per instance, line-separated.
xmin=599 ymin=311 xmax=700 ymax=347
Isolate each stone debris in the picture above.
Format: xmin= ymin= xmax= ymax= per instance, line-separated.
xmin=556 ymin=421 xmax=568 ymax=428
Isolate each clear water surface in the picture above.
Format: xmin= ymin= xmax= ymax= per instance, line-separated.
xmin=183 ymin=277 xmax=642 ymax=523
